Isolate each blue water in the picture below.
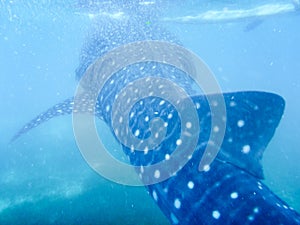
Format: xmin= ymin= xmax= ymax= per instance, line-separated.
xmin=1 ymin=1 xmax=300 ymax=224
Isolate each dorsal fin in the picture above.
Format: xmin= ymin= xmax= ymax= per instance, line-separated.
xmin=215 ymin=91 xmax=285 ymax=179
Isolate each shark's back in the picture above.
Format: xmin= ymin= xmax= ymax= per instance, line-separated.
xmin=12 ymin=16 xmax=300 ymax=225
xmin=120 ymin=91 xmax=299 ymax=224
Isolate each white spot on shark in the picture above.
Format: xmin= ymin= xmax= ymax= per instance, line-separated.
xmin=242 ymin=145 xmax=251 ymax=154
xmin=159 ymin=100 xmax=165 ymax=106
xmin=174 ymin=198 xmax=181 ymax=209
xmin=213 ymin=126 xmax=219 ymax=132
xmin=152 ymin=190 xmax=158 ymax=202
xmin=176 ymin=139 xmax=182 ymax=146
xmin=187 ymin=181 xmax=194 ymax=189
xmin=230 ymin=192 xmax=238 ymax=199
xmin=165 ymin=154 xmax=170 ymax=160
xmin=134 ymin=129 xmax=140 ymax=137
xmin=237 ymin=119 xmax=245 ymax=127
xmin=203 ymin=164 xmax=210 ymax=172
xmin=248 ymin=215 xmax=254 ymax=221
xmin=212 ymin=210 xmax=221 ymax=219
xmin=186 ymin=122 xmax=192 ymax=129
xmin=154 ymin=170 xmax=160 ymax=179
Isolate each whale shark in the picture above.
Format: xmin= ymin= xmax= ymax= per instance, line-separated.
xmin=12 ymin=17 xmax=300 ymax=225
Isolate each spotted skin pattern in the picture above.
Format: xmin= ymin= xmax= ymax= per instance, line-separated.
xmin=13 ymin=18 xmax=300 ymax=224
xmin=116 ymin=91 xmax=300 ymax=225
xmin=13 ymin=91 xmax=300 ymax=225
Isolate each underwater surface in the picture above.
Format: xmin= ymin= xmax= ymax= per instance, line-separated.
xmin=1 ymin=0 xmax=300 ymax=224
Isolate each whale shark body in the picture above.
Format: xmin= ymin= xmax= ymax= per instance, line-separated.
xmin=13 ymin=18 xmax=300 ymax=224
